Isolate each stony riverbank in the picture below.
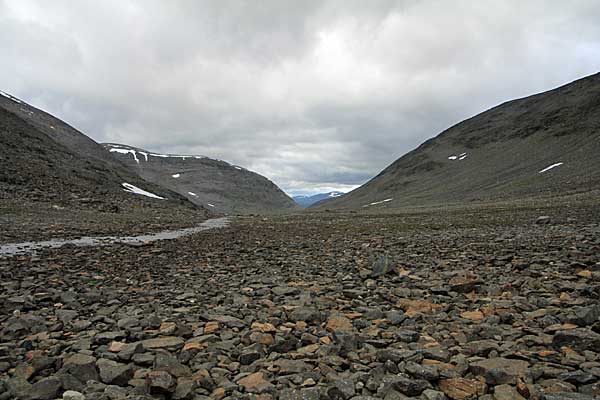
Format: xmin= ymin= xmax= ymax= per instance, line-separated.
xmin=1 ymin=201 xmax=599 ymax=399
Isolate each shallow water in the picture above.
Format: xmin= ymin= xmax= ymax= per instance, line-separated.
xmin=0 ymin=217 xmax=230 ymax=257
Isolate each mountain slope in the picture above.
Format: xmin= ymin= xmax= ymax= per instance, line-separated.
xmin=0 ymin=90 xmax=204 ymax=212
xmin=293 ymin=191 xmax=344 ymax=208
xmin=103 ymin=143 xmax=300 ymax=215
xmin=313 ymin=73 xmax=600 ymax=210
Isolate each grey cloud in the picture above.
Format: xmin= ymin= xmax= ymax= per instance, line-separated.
xmin=1 ymin=0 xmax=599 ymax=196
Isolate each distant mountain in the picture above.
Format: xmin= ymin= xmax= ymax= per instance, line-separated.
xmin=293 ymin=191 xmax=344 ymax=208
xmin=313 ymin=73 xmax=600 ymax=210
xmin=0 ymin=90 xmax=197 ymax=213
xmin=103 ymin=143 xmax=300 ymax=215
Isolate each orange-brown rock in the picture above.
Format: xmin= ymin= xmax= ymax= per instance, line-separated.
xmin=251 ymin=321 xmax=277 ymax=333
xmin=397 ymin=299 xmax=443 ymax=317
xmin=460 ymin=310 xmax=485 ymax=321
xmin=237 ymin=372 xmax=273 ymax=393
xmin=320 ymin=336 xmax=332 ymax=345
xmin=183 ymin=342 xmax=207 ymax=352
xmin=326 ymin=314 xmax=354 ymax=332
xmin=204 ymin=321 xmax=220 ymax=334
xmin=576 ymin=269 xmax=592 ymax=279
xmin=108 ymin=341 xmax=125 ymax=353
xmin=211 ymin=387 xmax=226 ymax=400
xmin=439 ymin=377 xmax=487 ymax=399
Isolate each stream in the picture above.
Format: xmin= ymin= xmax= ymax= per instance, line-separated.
xmin=0 ymin=217 xmax=230 ymax=257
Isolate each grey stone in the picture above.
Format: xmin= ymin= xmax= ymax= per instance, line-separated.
xmin=4 ymin=377 xmax=32 ymax=399
xmin=553 ymin=328 xmax=600 ymax=352
xmin=93 ymin=331 xmax=126 ymax=345
xmin=371 ymin=254 xmax=393 ymax=277
xmin=62 ymin=391 xmax=85 ymax=400
xmin=272 ymin=359 xmax=312 ymax=374
xmin=559 ymin=370 xmax=597 ymax=384
xmin=380 ymin=375 xmax=428 ymax=397
xmin=154 ymin=351 xmax=191 ymax=377
xmin=146 ymin=371 xmax=176 ymax=393
xmin=422 ymin=389 xmax=447 ymax=400
xmin=569 ymin=305 xmax=600 ymax=327
xmin=405 ymin=361 xmax=439 ymax=381
xmin=394 ymin=329 xmax=420 ymax=343
xmin=59 ymin=353 xmax=99 ymax=390
xmin=103 ymin=385 xmax=128 ymax=399
xmin=96 ymin=359 xmax=134 ymax=386
xmin=333 ymin=330 xmax=357 ymax=356
xmin=541 ymin=393 xmax=595 ymax=400
xmin=288 ymin=307 xmax=323 ymax=323
xmin=279 ymin=387 xmax=320 ymax=400
xmin=493 ymin=384 xmax=525 ymax=400
xmin=117 ymin=317 xmax=140 ymax=330
xmin=27 ymin=377 xmax=62 ymax=400
xmin=205 ymin=314 xmax=245 ymax=328
xmin=327 ymin=378 xmax=355 ymax=400
xmin=141 ymin=336 xmax=185 ymax=351
xmin=376 ymin=349 xmax=405 ymax=363
xmin=117 ymin=342 xmax=143 ymax=361
xmin=132 ymin=353 xmax=154 ymax=366
xmin=386 ymin=311 xmax=406 ymax=325
xmin=56 ymin=309 xmax=79 ymax=323
xmin=470 ymin=357 xmax=530 ymax=385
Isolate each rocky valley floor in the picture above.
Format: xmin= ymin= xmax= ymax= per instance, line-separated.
xmin=0 ymin=200 xmax=211 ymax=244
xmin=1 ymin=199 xmax=600 ymax=400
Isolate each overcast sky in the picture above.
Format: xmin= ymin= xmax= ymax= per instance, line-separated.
xmin=1 ymin=1 xmax=599 ymax=195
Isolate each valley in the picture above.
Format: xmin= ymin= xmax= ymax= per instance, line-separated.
xmin=1 ymin=195 xmax=599 ymax=399
xmin=1 ymin=58 xmax=599 ymax=400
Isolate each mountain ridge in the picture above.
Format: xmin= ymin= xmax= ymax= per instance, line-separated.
xmin=293 ymin=191 xmax=344 ymax=208
xmin=102 ymin=143 xmax=300 ymax=215
xmin=0 ymin=91 xmax=194 ymax=209
xmin=312 ymin=72 xmax=600 ymax=210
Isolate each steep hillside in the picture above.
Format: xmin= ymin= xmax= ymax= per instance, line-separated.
xmin=313 ymin=73 xmax=600 ymax=210
xmin=103 ymin=143 xmax=300 ymax=215
xmin=293 ymin=191 xmax=344 ymax=208
xmin=0 ymin=91 xmax=210 ymax=241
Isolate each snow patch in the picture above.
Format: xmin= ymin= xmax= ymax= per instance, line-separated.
xmin=110 ymin=148 xmax=139 ymax=163
xmin=363 ymin=198 xmax=393 ymax=207
xmin=539 ymin=162 xmax=563 ymax=173
xmin=188 ymin=192 xmax=197 ymax=196
xmin=172 ymin=173 xmax=181 ymax=178
xmin=107 ymin=145 xmax=207 ymax=161
xmin=329 ymin=192 xmax=343 ymax=198
xmin=207 ymin=203 xmax=215 ymax=207
xmin=234 ymin=166 xmax=242 ymax=170
xmin=122 ymin=183 xmax=164 ymax=199
xmin=449 ymin=152 xmax=468 ymax=161
xmin=150 ymin=153 xmax=206 ymax=160
xmin=0 ymin=90 xmax=23 ymax=104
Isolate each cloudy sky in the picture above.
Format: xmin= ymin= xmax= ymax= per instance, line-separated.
xmin=1 ymin=1 xmax=600 ymax=195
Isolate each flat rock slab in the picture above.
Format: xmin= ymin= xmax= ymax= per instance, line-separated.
xmin=470 ymin=357 xmax=530 ymax=385
xmin=142 ymin=336 xmax=185 ymax=350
